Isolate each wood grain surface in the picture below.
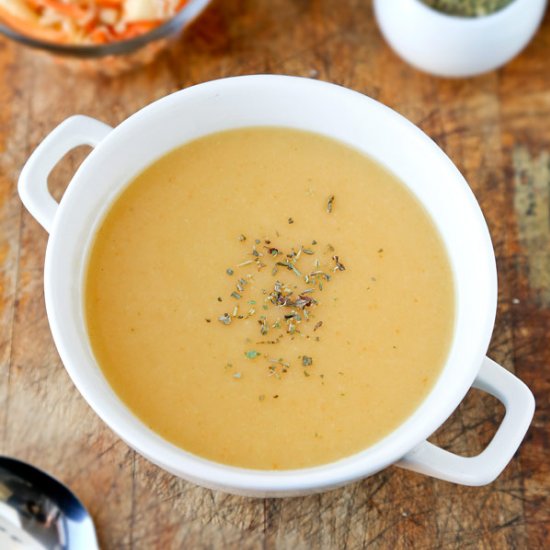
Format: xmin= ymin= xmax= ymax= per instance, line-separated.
xmin=1 ymin=1 xmax=549 ymax=548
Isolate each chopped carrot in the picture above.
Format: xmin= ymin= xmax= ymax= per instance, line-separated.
xmin=0 ymin=5 xmax=67 ymax=42
xmin=89 ymin=26 xmax=110 ymax=43
xmin=40 ymin=0 xmax=89 ymax=20
xmin=94 ymin=0 xmax=123 ymax=6
xmin=0 ymin=0 xmax=190 ymax=45
xmin=176 ymin=0 xmax=190 ymax=10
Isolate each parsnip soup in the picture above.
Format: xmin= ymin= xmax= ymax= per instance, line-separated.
xmin=85 ymin=127 xmax=454 ymax=470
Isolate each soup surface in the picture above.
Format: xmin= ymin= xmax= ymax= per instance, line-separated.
xmin=86 ymin=127 xmax=454 ymax=470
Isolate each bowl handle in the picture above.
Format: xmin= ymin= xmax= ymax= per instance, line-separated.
xmin=396 ymin=357 xmax=535 ymax=485
xmin=18 ymin=115 xmax=113 ymax=233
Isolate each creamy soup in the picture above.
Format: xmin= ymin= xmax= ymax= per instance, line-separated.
xmin=86 ymin=127 xmax=454 ymax=470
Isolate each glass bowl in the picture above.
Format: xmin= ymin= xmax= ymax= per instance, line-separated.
xmin=0 ymin=0 xmax=212 ymax=76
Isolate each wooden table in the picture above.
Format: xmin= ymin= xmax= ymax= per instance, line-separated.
xmin=1 ymin=1 xmax=549 ymax=547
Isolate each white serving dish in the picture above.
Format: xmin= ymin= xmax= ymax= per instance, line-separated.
xmin=18 ymin=75 xmax=534 ymax=496
xmin=373 ymin=0 xmax=547 ymax=77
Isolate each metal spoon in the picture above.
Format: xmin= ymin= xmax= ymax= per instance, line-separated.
xmin=0 ymin=457 xmax=98 ymax=549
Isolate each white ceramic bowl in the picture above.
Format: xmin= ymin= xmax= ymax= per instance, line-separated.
xmin=18 ymin=75 xmax=534 ymax=497
xmin=374 ymin=0 xmax=547 ymax=78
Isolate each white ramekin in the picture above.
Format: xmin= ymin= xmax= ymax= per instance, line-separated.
xmin=18 ymin=75 xmax=534 ymax=497
xmin=373 ymin=0 xmax=547 ymax=78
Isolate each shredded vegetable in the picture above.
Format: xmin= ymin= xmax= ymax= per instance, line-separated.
xmin=0 ymin=0 xmax=190 ymax=44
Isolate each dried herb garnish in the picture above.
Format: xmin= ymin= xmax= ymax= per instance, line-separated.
xmin=239 ymin=234 xmax=247 ymax=241
xmin=265 ymin=246 xmax=280 ymax=256
xmin=216 ymin=235 xmax=347 ymax=377
xmin=218 ymin=313 xmax=232 ymax=325
xmin=327 ymin=195 xmax=335 ymax=213
xmin=306 ymin=270 xmax=331 ymax=283
xmin=205 ymin=319 xmax=211 ymax=323
xmin=288 ymin=217 xmax=294 ymax=224
xmin=295 ymin=294 xmax=316 ymax=308
xmin=333 ymin=255 xmax=346 ymax=271
xmin=276 ymin=261 xmax=302 ymax=277
xmin=421 ymin=0 xmax=513 ymax=17
xmin=233 ymin=372 xmax=242 ymax=379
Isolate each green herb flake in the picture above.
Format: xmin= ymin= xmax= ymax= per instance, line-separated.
xmin=276 ymin=261 xmax=302 ymax=277
xmin=259 ymin=317 xmax=269 ymax=335
xmin=245 ymin=350 xmax=259 ymax=359
xmin=302 ymin=356 xmax=313 ymax=367
xmin=226 ymin=268 xmax=234 ymax=276
xmin=231 ymin=292 xmax=242 ymax=300
xmin=288 ymin=217 xmax=294 ymax=224
xmin=239 ymin=234 xmax=247 ymax=242
xmin=233 ymin=372 xmax=242 ymax=379
xmin=327 ymin=195 xmax=335 ymax=213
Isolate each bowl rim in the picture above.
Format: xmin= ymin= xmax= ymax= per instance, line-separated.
xmin=42 ymin=75 xmax=498 ymax=494
xmin=0 ymin=0 xmax=210 ymax=58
